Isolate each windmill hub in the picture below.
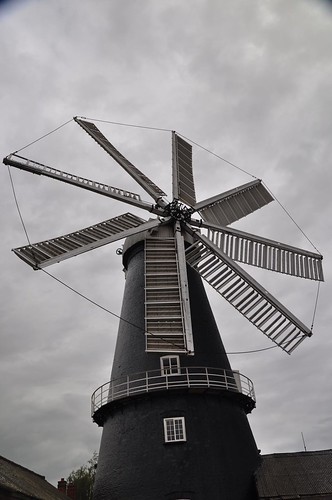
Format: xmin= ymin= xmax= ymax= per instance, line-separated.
xmin=165 ymin=199 xmax=194 ymax=222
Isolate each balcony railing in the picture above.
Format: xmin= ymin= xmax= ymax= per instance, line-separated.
xmin=91 ymin=367 xmax=255 ymax=417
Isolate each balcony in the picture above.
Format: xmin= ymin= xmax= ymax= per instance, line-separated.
xmin=91 ymin=367 xmax=256 ymax=424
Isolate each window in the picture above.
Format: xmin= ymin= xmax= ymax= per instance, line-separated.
xmin=160 ymin=355 xmax=180 ymax=375
xmin=163 ymin=417 xmax=186 ymax=443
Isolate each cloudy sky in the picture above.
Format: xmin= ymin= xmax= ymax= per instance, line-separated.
xmin=1 ymin=0 xmax=331 ymax=487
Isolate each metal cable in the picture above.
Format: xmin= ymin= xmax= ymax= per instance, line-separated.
xmin=7 ymin=166 xmax=32 ymax=245
xmin=13 ymin=118 xmax=73 ymax=154
xmin=76 ymin=116 xmax=172 ymax=133
xmin=310 ymin=281 xmax=321 ymax=332
xmin=262 ymin=181 xmax=322 ymax=255
xmin=177 ymin=132 xmax=258 ymax=179
xmin=227 ymin=345 xmax=278 ymax=355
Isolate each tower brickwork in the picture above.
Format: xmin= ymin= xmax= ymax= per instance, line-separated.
xmin=92 ymin=240 xmax=260 ymax=500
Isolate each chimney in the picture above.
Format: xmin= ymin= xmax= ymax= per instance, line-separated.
xmin=57 ymin=478 xmax=67 ymax=494
xmin=66 ymin=482 xmax=77 ymax=500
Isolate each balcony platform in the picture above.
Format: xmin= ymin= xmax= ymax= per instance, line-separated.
xmin=91 ymin=367 xmax=256 ymax=425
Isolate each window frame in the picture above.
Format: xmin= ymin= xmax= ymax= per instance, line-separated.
xmin=160 ymin=355 xmax=180 ymax=375
xmin=163 ymin=416 xmax=186 ymax=443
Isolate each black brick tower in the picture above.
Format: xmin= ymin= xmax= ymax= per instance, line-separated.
xmin=92 ymin=234 xmax=260 ymax=500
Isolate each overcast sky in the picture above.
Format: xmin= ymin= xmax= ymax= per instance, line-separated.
xmin=1 ymin=0 xmax=331 ymax=487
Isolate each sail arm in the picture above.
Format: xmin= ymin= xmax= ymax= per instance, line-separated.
xmin=190 ymin=219 xmax=324 ymax=281
xmin=13 ymin=215 xmax=162 ymax=269
xmin=75 ymin=117 xmax=167 ymax=206
xmin=3 ymin=154 xmax=164 ymax=215
xmin=174 ymin=221 xmax=194 ymax=354
xmin=184 ymin=226 xmax=312 ymax=354
xmin=193 ymin=179 xmax=273 ymax=226
xmin=172 ymin=132 xmax=196 ymax=207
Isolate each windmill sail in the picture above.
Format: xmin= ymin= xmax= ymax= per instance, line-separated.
xmin=174 ymin=221 xmax=194 ymax=353
xmin=185 ymin=230 xmax=312 ymax=354
xmin=4 ymin=122 xmax=322 ymax=355
xmin=191 ymin=220 xmax=324 ymax=282
xmin=3 ymin=154 xmax=158 ymax=213
xmin=172 ymin=132 xmax=196 ymax=207
xmin=145 ymin=224 xmax=193 ymax=354
xmin=194 ymin=179 xmax=273 ymax=226
xmin=75 ymin=118 xmax=167 ymax=204
xmin=13 ymin=214 xmax=160 ymax=269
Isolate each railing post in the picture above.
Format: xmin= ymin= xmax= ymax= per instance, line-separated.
xmin=127 ymin=375 xmax=129 ymax=397
xmin=146 ymin=371 xmax=149 ymax=392
xmin=205 ymin=367 xmax=210 ymax=388
xmin=186 ymin=367 xmax=190 ymax=388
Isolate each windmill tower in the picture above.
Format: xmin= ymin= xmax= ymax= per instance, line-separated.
xmin=4 ymin=119 xmax=324 ymax=500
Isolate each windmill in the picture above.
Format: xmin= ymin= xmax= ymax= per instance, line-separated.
xmin=4 ymin=118 xmax=323 ymax=499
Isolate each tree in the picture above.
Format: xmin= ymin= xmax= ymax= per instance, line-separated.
xmin=67 ymin=451 xmax=98 ymax=500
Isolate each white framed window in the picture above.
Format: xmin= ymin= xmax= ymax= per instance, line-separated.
xmin=160 ymin=355 xmax=180 ymax=375
xmin=163 ymin=417 xmax=186 ymax=443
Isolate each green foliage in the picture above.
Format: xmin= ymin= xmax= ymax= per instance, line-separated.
xmin=67 ymin=451 xmax=98 ymax=500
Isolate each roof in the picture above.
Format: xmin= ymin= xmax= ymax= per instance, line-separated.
xmin=0 ymin=455 xmax=68 ymax=500
xmin=256 ymin=449 xmax=332 ymax=499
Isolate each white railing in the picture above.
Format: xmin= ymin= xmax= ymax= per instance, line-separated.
xmin=91 ymin=367 xmax=255 ymax=416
